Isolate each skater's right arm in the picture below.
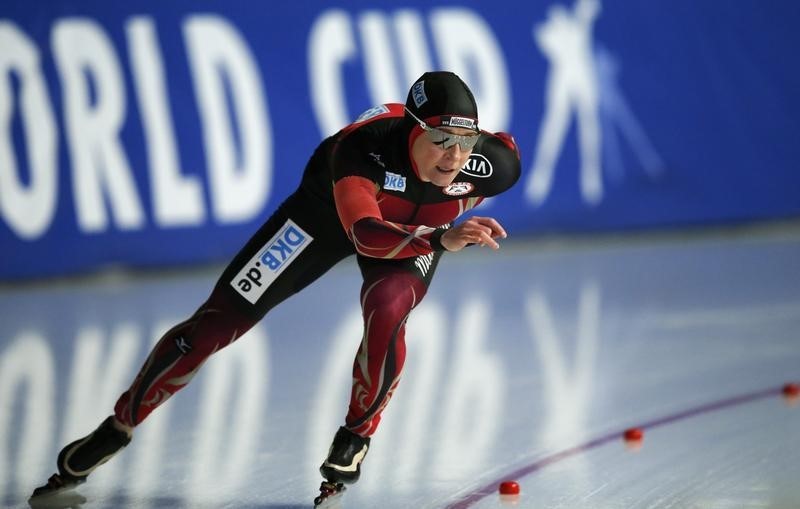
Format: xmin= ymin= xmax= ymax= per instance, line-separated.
xmin=333 ymin=176 xmax=447 ymax=259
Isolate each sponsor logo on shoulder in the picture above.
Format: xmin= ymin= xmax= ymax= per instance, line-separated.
xmin=384 ymin=171 xmax=406 ymax=192
xmin=355 ymin=104 xmax=390 ymax=122
xmin=460 ymin=153 xmax=493 ymax=178
xmin=231 ymin=220 xmax=313 ymax=304
xmin=442 ymin=182 xmax=475 ymax=196
xmin=411 ymin=81 xmax=428 ymax=107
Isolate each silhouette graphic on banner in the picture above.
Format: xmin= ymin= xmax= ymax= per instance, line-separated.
xmin=525 ymin=0 xmax=663 ymax=207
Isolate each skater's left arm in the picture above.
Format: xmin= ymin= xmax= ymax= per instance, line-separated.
xmin=439 ymin=216 xmax=507 ymax=252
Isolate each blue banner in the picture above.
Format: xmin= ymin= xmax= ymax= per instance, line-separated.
xmin=2 ymin=1 xmax=800 ymax=279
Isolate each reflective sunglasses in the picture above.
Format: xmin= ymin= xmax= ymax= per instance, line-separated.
xmin=405 ymin=107 xmax=480 ymax=151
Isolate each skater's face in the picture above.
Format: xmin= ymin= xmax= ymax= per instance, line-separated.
xmin=411 ymin=126 xmax=476 ymax=187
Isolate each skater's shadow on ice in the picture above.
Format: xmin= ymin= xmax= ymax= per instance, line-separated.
xmin=130 ymin=501 xmax=308 ymax=509
xmin=28 ymin=492 xmax=86 ymax=509
xmin=29 ymin=493 xmax=308 ymax=509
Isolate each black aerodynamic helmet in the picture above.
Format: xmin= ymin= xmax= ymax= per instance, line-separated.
xmin=404 ymin=71 xmax=479 ymax=131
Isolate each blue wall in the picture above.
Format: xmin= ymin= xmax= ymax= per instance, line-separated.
xmin=2 ymin=1 xmax=799 ymax=279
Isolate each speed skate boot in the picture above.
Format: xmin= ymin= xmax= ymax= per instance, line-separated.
xmin=319 ymin=426 xmax=371 ymax=484
xmin=30 ymin=416 xmax=132 ymax=499
xmin=314 ymin=426 xmax=370 ymax=506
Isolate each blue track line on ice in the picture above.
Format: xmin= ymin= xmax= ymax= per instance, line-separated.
xmin=446 ymin=384 xmax=790 ymax=509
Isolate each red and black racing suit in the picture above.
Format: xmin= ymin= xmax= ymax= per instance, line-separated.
xmin=114 ymin=103 xmax=520 ymax=437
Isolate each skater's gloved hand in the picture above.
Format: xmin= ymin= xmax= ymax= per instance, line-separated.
xmin=440 ymin=216 xmax=507 ymax=252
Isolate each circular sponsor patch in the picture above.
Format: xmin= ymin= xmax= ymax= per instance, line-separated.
xmin=443 ymin=182 xmax=475 ymax=196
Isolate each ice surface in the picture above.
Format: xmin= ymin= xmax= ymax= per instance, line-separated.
xmin=2 ymin=231 xmax=799 ymax=508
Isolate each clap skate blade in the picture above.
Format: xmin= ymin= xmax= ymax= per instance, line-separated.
xmin=29 ymin=473 xmax=87 ymax=507
xmin=313 ymin=481 xmax=346 ymax=507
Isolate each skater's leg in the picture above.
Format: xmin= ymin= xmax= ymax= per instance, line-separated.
xmin=117 ymin=189 xmax=354 ymax=427
xmin=114 ymin=288 xmax=259 ymax=426
xmin=32 ymin=264 xmax=260 ymax=497
xmin=33 ymin=189 xmax=354 ymax=498
xmin=345 ymin=268 xmax=429 ymax=436
xmin=319 ymin=252 xmax=441 ymax=485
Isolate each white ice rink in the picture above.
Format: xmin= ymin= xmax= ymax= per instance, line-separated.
xmin=2 ymin=226 xmax=799 ymax=508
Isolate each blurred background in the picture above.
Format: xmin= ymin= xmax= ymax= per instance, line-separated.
xmin=1 ymin=1 xmax=799 ymax=508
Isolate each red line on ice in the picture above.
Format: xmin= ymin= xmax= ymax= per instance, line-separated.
xmin=446 ymin=384 xmax=785 ymax=509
